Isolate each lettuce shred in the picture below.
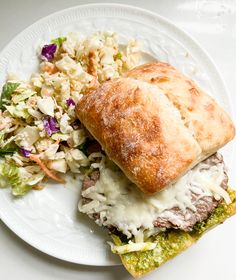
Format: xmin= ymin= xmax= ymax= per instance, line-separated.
xmin=51 ymin=37 xmax=66 ymax=47
xmin=0 ymin=163 xmax=32 ymax=196
xmin=0 ymin=82 xmax=20 ymax=110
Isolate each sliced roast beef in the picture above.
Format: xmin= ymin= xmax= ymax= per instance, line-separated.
xmin=80 ymin=153 xmax=227 ymax=234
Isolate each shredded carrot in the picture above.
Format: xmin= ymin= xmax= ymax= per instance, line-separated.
xmin=29 ymin=154 xmax=65 ymax=183
xmin=55 ymin=139 xmax=60 ymax=145
xmin=41 ymin=63 xmax=58 ymax=74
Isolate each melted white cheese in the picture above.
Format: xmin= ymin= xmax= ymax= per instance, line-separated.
xmin=108 ymin=241 xmax=157 ymax=254
xmin=79 ymin=159 xmax=230 ymax=238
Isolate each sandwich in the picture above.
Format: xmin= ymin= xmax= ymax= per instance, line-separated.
xmin=76 ymin=62 xmax=236 ymax=277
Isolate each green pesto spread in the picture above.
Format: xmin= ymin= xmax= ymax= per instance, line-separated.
xmin=112 ymin=189 xmax=236 ymax=275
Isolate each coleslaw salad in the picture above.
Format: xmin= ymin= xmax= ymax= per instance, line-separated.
xmin=0 ymin=31 xmax=140 ymax=195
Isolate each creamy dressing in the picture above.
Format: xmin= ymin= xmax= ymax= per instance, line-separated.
xmin=79 ymin=159 xmax=230 ymax=238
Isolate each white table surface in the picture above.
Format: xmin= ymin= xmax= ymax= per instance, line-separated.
xmin=0 ymin=0 xmax=236 ymax=279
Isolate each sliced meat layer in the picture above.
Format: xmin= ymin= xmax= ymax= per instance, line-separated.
xmin=154 ymin=153 xmax=228 ymax=231
xmin=80 ymin=153 xmax=228 ymax=235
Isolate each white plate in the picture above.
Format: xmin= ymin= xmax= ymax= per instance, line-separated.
xmin=0 ymin=3 xmax=234 ymax=266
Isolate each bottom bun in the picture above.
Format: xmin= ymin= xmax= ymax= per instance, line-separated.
xmin=112 ymin=188 xmax=236 ymax=278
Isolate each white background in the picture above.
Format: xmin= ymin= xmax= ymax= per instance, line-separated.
xmin=0 ymin=0 xmax=236 ymax=279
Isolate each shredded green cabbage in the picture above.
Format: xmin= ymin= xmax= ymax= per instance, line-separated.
xmin=0 ymin=163 xmax=33 ymax=196
xmin=12 ymin=89 xmax=35 ymax=103
xmin=0 ymin=82 xmax=20 ymax=110
xmin=5 ymin=103 xmax=29 ymax=119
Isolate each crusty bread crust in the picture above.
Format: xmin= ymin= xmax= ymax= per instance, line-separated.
xmin=76 ymin=62 xmax=235 ymax=193
xmin=77 ymin=78 xmax=202 ymax=193
xmin=126 ymin=62 xmax=235 ymax=155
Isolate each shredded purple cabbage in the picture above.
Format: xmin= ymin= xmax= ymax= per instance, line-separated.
xmin=41 ymin=44 xmax=57 ymax=60
xmin=66 ymin=98 xmax=75 ymax=107
xmin=43 ymin=116 xmax=60 ymax=136
xmin=20 ymin=147 xmax=31 ymax=157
